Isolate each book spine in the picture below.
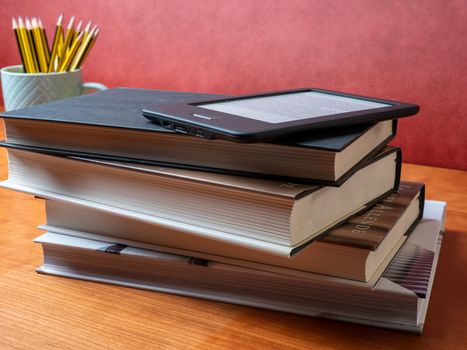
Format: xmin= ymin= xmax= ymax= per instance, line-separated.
xmin=403 ymin=184 xmax=425 ymax=239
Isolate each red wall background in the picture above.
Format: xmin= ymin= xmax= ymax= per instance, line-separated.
xmin=1 ymin=0 xmax=466 ymax=170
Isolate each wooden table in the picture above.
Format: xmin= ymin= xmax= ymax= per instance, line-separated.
xmin=1 ymin=124 xmax=466 ymax=349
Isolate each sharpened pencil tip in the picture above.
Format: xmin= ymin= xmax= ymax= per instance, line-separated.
xmin=76 ymin=20 xmax=83 ymax=31
xmin=57 ymin=14 xmax=63 ymax=25
xmin=84 ymin=20 xmax=92 ymax=32
xmin=12 ymin=17 xmax=17 ymax=29
xmin=68 ymin=16 xmax=75 ymax=29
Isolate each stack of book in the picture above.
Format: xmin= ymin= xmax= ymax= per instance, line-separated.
xmin=0 ymin=88 xmax=446 ymax=333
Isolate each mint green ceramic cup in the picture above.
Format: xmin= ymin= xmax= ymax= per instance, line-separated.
xmin=1 ymin=65 xmax=107 ymax=111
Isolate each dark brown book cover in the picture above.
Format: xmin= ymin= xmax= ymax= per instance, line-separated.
xmin=319 ymin=181 xmax=425 ymax=250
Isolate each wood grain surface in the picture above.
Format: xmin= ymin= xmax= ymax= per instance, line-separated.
xmin=0 ymin=122 xmax=466 ymax=349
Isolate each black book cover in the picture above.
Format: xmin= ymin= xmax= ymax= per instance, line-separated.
xmin=1 ymin=87 xmax=395 ymax=152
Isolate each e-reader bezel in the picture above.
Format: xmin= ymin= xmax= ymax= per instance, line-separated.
xmin=142 ymin=88 xmax=419 ymax=143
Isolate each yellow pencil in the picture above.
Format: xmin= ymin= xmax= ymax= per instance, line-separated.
xmin=18 ymin=17 xmax=37 ymax=73
xmin=35 ymin=17 xmax=50 ymax=71
xmin=82 ymin=20 xmax=92 ymax=43
xmin=70 ymin=20 xmax=83 ymax=52
xmin=31 ymin=18 xmax=48 ymax=72
xmin=38 ymin=18 xmax=51 ymax=65
xmin=58 ymin=31 xmax=83 ymax=72
xmin=17 ymin=17 xmax=30 ymax=72
xmin=48 ymin=14 xmax=64 ymax=72
xmin=59 ymin=16 xmax=75 ymax=67
xmin=29 ymin=18 xmax=41 ymax=71
xmin=12 ymin=17 xmax=30 ymax=73
xmin=57 ymin=32 xmax=65 ymax=67
xmin=18 ymin=17 xmax=34 ymax=73
xmin=25 ymin=18 xmax=40 ymax=73
xmin=73 ymin=27 xmax=99 ymax=70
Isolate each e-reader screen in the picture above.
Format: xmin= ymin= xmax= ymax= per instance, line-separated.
xmin=197 ymin=91 xmax=391 ymax=124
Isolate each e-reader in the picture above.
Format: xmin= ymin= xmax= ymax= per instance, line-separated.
xmin=142 ymin=88 xmax=419 ymax=143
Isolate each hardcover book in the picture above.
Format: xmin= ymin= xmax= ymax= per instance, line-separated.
xmin=34 ymin=200 xmax=446 ymax=333
xmin=0 ymin=145 xmax=401 ymax=256
xmin=0 ymin=88 xmax=397 ymax=185
xmin=40 ymin=181 xmax=424 ymax=282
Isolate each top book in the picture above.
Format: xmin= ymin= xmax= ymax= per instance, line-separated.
xmin=1 ymin=88 xmax=397 ymax=185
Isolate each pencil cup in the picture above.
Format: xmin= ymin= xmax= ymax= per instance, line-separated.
xmin=1 ymin=65 xmax=107 ymax=111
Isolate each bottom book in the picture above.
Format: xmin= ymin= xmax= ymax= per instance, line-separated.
xmin=35 ymin=200 xmax=446 ymax=333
